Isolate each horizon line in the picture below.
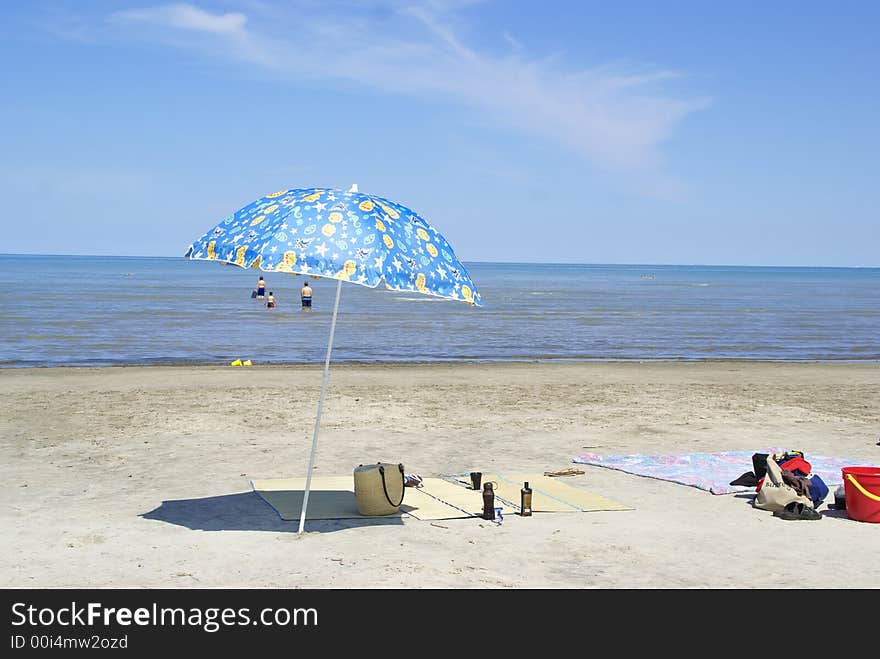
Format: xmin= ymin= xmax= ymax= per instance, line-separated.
xmin=1 ymin=252 xmax=878 ymax=270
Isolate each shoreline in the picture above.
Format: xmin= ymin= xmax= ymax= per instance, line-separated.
xmin=3 ymin=355 xmax=880 ymax=370
xmin=2 ymin=361 xmax=878 ymax=588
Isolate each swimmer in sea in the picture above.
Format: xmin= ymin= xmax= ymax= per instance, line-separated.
xmin=300 ymin=281 xmax=312 ymax=311
xmin=266 ymin=291 xmax=276 ymax=309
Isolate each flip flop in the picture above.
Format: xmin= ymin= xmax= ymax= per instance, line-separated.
xmin=772 ymin=502 xmax=822 ymax=521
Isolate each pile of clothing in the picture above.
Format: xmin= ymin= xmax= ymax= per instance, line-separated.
xmin=730 ymin=450 xmax=830 ymax=520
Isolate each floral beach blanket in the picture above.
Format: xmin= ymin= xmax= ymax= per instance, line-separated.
xmin=573 ymin=450 xmax=874 ymax=495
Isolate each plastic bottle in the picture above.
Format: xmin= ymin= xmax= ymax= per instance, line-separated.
xmin=521 ymin=481 xmax=533 ymax=516
xmin=482 ymin=482 xmax=495 ymax=520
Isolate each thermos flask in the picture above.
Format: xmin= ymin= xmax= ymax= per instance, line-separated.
xmin=482 ymin=482 xmax=495 ymax=520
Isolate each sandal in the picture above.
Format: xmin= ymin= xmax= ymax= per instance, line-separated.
xmin=404 ymin=473 xmax=423 ymax=488
xmin=772 ymin=502 xmax=822 ymax=521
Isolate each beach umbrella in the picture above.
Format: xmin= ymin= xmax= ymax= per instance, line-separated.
xmin=184 ymin=184 xmax=481 ymax=532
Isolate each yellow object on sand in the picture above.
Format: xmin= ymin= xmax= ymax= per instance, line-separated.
xmin=230 ymin=359 xmax=242 ymax=367
xmin=543 ymin=467 xmax=585 ymax=477
xmin=243 ymin=360 xmax=253 ymax=366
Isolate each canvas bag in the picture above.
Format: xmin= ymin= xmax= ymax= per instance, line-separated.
xmin=753 ymin=455 xmax=813 ymax=512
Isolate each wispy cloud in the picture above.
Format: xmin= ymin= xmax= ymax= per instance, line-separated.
xmin=104 ymin=1 xmax=707 ymax=175
xmin=110 ymin=4 xmax=247 ymax=35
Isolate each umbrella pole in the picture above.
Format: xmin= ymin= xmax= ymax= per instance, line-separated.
xmin=298 ymin=278 xmax=344 ymax=534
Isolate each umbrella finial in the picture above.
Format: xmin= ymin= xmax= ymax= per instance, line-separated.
xmin=348 ymin=183 xmax=358 ymax=193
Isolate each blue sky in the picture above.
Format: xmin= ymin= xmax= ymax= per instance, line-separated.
xmin=1 ymin=1 xmax=877 ymax=266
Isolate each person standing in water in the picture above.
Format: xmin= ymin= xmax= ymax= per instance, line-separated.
xmin=256 ymin=276 xmax=267 ymax=299
xmin=266 ymin=291 xmax=276 ymax=309
xmin=300 ymin=281 xmax=313 ymax=311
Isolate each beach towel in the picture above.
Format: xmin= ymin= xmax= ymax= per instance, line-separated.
xmin=573 ymin=450 xmax=874 ymax=495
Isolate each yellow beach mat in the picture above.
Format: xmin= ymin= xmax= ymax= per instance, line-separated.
xmin=250 ymin=477 xmax=497 ymax=521
xmin=450 ymin=473 xmax=633 ymax=513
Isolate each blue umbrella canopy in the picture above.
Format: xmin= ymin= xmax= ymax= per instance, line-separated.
xmin=184 ymin=185 xmax=480 ymax=533
xmin=185 ymin=186 xmax=481 ymax=306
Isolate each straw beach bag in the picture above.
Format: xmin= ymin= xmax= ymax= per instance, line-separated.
xmin=353 ymin=463 xmax=406 ymax=516
xmin=753 ymin=455 xmax=813 ymax=512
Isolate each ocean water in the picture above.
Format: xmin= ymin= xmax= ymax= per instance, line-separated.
xmin=1 ymin=254 xmax=878 ymax=367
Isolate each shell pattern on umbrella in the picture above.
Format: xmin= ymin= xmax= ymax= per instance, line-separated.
xmin=185 ymin=187 xmax=481 ymax=306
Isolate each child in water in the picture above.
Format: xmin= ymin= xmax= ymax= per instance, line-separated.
xmin=266 ymin=291 xmax=276 ymax=309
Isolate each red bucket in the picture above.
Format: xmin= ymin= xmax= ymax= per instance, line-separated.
xmin=842 ymin=466 xmax=880 ymax=523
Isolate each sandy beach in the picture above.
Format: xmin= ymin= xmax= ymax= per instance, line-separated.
xmin=2 ymin=361 xmax=878 ymax=589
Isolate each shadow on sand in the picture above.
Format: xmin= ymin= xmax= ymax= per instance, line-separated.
xmin=732 ymin=492 xmax=855 ymax=520
xmin=140 ymin=491 xmax=406 ymax=534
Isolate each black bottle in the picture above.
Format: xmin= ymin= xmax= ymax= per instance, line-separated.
xmin=482 ymin=482 xmax=495 ymax=520
xmin=521 ymin=481 xmax=533 ymax=516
